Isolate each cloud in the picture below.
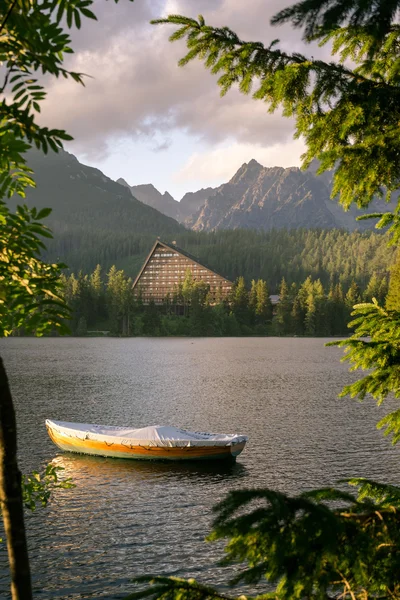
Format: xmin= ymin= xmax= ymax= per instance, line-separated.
xmin=39 ymin=0 xmax=329 ymax=159
xmin=174 ymin=138 xmax=306 ymax=183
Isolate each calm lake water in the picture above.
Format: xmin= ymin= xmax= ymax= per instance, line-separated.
xmin=0 ymin=337 xmax=398 ymax=599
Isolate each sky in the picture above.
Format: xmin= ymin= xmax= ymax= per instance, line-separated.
xmin=40 ymin=0 xmax=329 ymax=200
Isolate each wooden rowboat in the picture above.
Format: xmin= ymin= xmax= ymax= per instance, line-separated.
xmin=46 ymin=420 xmax=248 ymax=462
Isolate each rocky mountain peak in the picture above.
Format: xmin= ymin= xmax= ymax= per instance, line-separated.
xmin=247 ymin=158 xmax=263 ymax=169
xmin=231 ymin=159 xmax=263 ymax=183
xmin=117 ymin=177 xmax=130 ymax=188
xmin=163 ymin=191 xmax=175 ymax=202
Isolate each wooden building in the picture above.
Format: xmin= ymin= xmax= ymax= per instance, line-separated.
xmin=132 ymin=240 xmax=233 ymax=305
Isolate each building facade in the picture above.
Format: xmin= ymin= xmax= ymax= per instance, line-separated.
xmin=132 ymin=240 xmax=233 ymax=305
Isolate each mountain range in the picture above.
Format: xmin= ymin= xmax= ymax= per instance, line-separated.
xmin=8 ymin=148 xmax=394 ymax=283
xmin=118 ymin=158 xmax=397 ymax=232
xmin=117 ymin=177 xmax=214 ymax=223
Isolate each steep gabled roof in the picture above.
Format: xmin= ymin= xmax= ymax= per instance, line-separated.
xmin=131 ymin=240 xmax=233 ymax=290
xmin=131 ymin=240 xmax=160 ymax=290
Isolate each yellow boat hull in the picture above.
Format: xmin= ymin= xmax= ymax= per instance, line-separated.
xmin=46 ymin=423 xmax=246 ymax=462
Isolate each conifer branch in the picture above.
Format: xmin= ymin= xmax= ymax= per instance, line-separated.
xmin=152 ymin=15 xmax=400 ymax=214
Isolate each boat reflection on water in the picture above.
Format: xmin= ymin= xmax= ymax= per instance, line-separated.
xmin=50 ymin=451 xmax=248 ymax=489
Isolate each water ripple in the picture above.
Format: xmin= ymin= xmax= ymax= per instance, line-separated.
xmin=0 ymin=337 xmax=398 ymax=599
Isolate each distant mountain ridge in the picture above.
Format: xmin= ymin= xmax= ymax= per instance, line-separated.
xmin=187 ymin=159 xmax=398 ymax=232
xmin=117 ymin=159 xmax=397 ymax=232
xmin=117 ymin=177 xmax=214 ymax=223
xmin=8 ymin=149 xmax=395 ymax=281
xmin=13 ymin=149 xmax=397 ymax=248
xmin=117 ymin=179 xmax=181 ymax=221
xmin=9 ymin=148 xmax=184 ymax=240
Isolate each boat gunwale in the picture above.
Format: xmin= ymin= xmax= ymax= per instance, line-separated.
xmin=45 ymin=420 xmax=248 ymax=449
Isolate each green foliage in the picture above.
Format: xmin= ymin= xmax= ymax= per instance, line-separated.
xmin=0 ymin=0 xmax=132 ymax=200
xmin=106 ymin=266 xmax=133 ymax=335
xmin=1 ymin=0 xmax=136 ymax=338
xmin=63 ymin=264 xmax=374 ymax=337
xmin=253 ymin=280 xmax=273 ymax=324
xmin=274 ymin=278 xmax=292 ymax=334
xmin=0 ymin=465 xmax=74 ymax=542
xmin=75 ymin=315 xmax=87 ymax=336
xmin=328 ymin=301 xmax=400 ymax=440
xmin=386 ymin=250 xmax=400 ymax=310
xmin=21 ymin=465 xmax=74 ymax=512
xmin=131 ymin=478 xmax=400 ymax=600
xmin=127 ymin=576 xmax=239 ymax=600
xmin=345 ymin=281 xmax=361 ymax=308
xmin=31 ymin=224 xmax=394 ymax=292
xmin=231 ymin=276 xmax=250 ymax=325
xmin=0 ymin=201 xmax=70 ymax=336
xmin=364 ymin=272 xmax=386 ymax=303
xmin=271 ymin=0 xmax=399 ymax=45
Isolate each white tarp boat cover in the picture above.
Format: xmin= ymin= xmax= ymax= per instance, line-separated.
xmin=46 ymin=420 xmax=248 ymax=448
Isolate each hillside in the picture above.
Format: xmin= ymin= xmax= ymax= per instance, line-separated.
xmin=8 ymin=149 xmax=184 ymax=272
xmin=8 ymin=149 xmax=395 ymax=286
xmin=179 ymin=188 xmax=216 ymax=221
xmin=14 ymin=149 xmax=184 ymax=236
xmin=117 ymin=177 xmax=214 ymax=223
xmin=117 ymin=179 xmax=181 ymax=221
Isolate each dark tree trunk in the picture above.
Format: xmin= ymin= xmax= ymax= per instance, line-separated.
xmin=0 ymin=357 xmax=32 ymax=600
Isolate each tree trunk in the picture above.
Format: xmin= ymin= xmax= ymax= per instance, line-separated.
xmin=0 ymin=357 xmax=32 ymax=600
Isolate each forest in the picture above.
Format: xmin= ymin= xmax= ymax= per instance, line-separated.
xmin=57 ymin=259 xmax=398 ymax=337
xmin=44 ymin=227 xmax=395 ymax=293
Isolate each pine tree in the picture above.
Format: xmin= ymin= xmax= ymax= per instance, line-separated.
xmin=275 ymin=278 xmax=292 ymax=334
xmin=291 ymin=294 xmax=304 ymax=335
xmin=363 ymin=272 xmax=380 ymax=302
xmin=231 ymin=276 xmax=250 ymax=326
xmin=386 ymin=251 xmax=400 ymax=310
xmin=291 ymin=277 xmax=313 ymax=335
xmin=345 ymin=281 xmax=361 ymax=309
xmin=378 ymin=277 xmax=389 ymax=306
xmin=89 ymin=264 xmax=106 ymax=326
xmin=248 ymin=279 xmax=258 ymax=324
xmin=182 ymin=268 xmax=194 ymax=316
xmin=315 ymin=280 xmax=329 ymax=335
xmin=90 ymin=264 xmax=102 ymax=296
xmin=304 ymin=293 xmax=317 ymax=335
xmin=255 ymin=280 xmax=273 ymax=323
xmin=106 ymin=266 xmax=131 ymax=335
xmin=327 ymin=283 xmax=346 ymax=335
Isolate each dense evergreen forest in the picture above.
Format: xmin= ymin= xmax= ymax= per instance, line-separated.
xmin=44 ymin=228 xmax=395 ymax=293
xmin=60 ymin=262 xmax=394 ymax=338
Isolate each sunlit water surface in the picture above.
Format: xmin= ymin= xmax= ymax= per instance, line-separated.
xmin=0 ymin=337 xmax=398 ymax=599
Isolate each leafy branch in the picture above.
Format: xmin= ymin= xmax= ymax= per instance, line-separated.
xmin=0 ymin=201 xmax=71 ymax=336
xmin=127 ymin=576 xmax=244 ymax=600
xmin=328 ymin=300 xmax=400 ymax=442
xmin=129 ymin=479 xmax=400 ymax=600
xmin=0 ymin=0 xmax=132 ymax=198
xmin=271 ymin=0 xmax=400 ymax=47
xmin=21 ymin=464 xmax=74 ymax=512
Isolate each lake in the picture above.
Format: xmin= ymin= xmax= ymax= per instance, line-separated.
xmin=0 ymin=337 xmax=398 ymax=599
